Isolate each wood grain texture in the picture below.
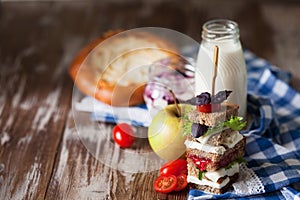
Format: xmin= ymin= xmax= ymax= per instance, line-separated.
xmin=45 ymin=110 xmax=182 ymax=200
xmin=0 ymin=1 xmax=300 ymax=199
xmin=0 ymin=38 xmax=72 ymax=199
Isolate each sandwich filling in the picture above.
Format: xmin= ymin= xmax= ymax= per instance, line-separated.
xmin=184 ymin=131 xmax=244 ymax=154
xmin=187 ymin=162 xmax=239 ymax=189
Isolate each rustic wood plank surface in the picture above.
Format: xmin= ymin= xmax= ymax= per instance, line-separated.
xmin=0 ymin=1 xmax=300 ymax=199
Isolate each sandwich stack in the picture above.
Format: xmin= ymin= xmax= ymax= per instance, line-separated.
xmin=184 ymin=91 xmax=246 ymax=194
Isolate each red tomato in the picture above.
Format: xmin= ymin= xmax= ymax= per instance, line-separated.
xmin=154 ymin=175 xmax=177 ymax=193
xmin=174 ymin=174 xmax=188 ymax=191
xmin=112 ymin=123 xmax=135 ymax=148
xmin=197 ymin=103 xmax=221 ymax=113
xmin=160 ymin=159 xmax=187 ymax=176
xmin=188 ymin=155 xmax=211 ymax=171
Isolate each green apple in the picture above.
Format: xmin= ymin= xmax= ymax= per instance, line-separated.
xmin=148 ymin=104 xmax=193 ymax=161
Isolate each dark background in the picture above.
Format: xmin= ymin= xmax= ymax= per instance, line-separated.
xmin=1 ymin=1 xmax=300 ymax=91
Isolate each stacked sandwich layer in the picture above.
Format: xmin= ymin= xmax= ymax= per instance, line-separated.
xmin=184 ymin=103 xmax=246 ymax=194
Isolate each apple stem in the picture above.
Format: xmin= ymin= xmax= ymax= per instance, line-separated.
xmin=169 ymin=89 xmax=181 ymax=116
xmin=212 ymin=45 xmax=219 ymax=97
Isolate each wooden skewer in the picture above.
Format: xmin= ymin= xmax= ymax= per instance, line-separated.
xmin=212 ymin=45 xmax=219 ymax=97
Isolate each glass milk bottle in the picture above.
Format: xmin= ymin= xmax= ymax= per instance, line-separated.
xmin=195 ymin=19 xmax=247 ymax=117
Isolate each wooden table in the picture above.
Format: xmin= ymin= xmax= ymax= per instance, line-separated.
xmin=1 ymin=1 xmax=300 ymax=199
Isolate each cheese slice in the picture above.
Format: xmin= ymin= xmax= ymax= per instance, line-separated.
xmin=222 ymin=131 xmax=243 ymax=148
xmin=187 ymin=163 xmax=239 ymax=189
xmin=205 ymin=162 xmax=239 ymax=182
xmin=187 ymin=175 xmax=230 ymax=189
xmin=184 ymin=140 xmax=226 ymax=155
xmin=185 ymin=131 xmax=244 ymax=154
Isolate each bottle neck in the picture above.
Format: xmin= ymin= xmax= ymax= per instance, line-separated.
xmin=202 ymin=19 xmax=240 ymax=42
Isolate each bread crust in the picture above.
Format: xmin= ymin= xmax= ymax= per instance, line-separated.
xmin=186 ymin=128 xmax=234 ymax=147
xmin=188 ymin=103 xmax=239 ymax=126
xmin=69 ymin=30 xmax=178 ymax=106
xmin=189 ymin=173 xmax=239 ymax=194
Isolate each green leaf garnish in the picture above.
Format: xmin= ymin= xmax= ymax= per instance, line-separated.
xmin=224 ymin=116 xmax=247 ymax=131
xmin=181 ymin=106 xmax=194 ymax=136
xmin=182 ymin=117 xmax=193 ymax=136
xmin=225 ymin=157 xmax=247 ymax=170
xmin=180 ymin=104 xmax=247 ymax=138
xmin=198 ymin=171 xmax=206 ymax=180
xmin=204 ymin=116 xmax=247 ymax=137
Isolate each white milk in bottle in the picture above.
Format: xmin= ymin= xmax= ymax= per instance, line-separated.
xmin=195 ymin=19 xmax=247 ymax=116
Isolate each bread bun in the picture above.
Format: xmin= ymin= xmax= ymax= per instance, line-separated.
xmin=69 ymin=30 xmax=178 ymax=106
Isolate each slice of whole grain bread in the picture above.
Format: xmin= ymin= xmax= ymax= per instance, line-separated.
xmin=188 ymin=103 xmax=239 ymax=127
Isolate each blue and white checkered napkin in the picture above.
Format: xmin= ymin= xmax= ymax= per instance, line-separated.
xmin=188 ymin=50 xmax=300 ymax=199
xmin=75 ymin=97 xmax=151 ymax=127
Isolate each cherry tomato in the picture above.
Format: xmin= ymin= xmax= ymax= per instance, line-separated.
xmin=174 ymin=174 xmax=188 ymax=191
xmin=160 ymin=159 xmax=187 ymax=176
xmin=154 ymin=175 xmax=177 ymax=193
xmin=112 ymin=123 xmax=135 ymax=148
xmin=197 ymin=103 xmax=221 ymax=113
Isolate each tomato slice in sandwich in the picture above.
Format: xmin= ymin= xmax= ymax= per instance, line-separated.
xmin=197 ymin=103 xmax=221 ymax=113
